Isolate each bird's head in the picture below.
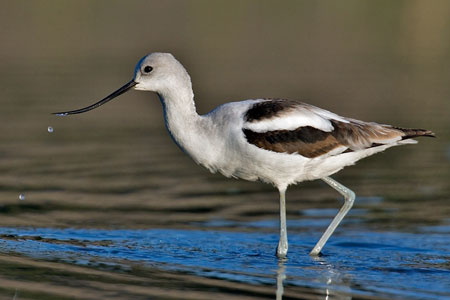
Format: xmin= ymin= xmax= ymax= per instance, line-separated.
xmin=53 ymin=52 xmax=190 ymax=116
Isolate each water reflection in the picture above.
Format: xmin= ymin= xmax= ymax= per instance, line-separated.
xmin=310 ymin=256 xmax=352 ymax=300
xmin=0 ymin=226 xmax=447 ymax=299
xmin=276 ymin=258 xmax=286 ymax=300
xmin=276 ymin=256 xmax=354 ymax=300
xmin=13 ymin=289 xmax=19 ymax=300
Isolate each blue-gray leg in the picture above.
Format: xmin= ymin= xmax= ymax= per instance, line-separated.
xmin=310 ymin=176 xmax=355 ymax=256
xmin=276 ymin=187 xmax=288 ymax=258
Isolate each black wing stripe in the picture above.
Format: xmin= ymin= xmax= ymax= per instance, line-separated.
xmin=244 ymin=99 xmax=299 ymax=122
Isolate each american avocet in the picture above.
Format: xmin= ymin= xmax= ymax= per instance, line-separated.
xmin=54 ymin=53 xmax=434 ymax=257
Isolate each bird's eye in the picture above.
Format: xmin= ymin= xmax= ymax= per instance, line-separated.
xmin=143 ymin=66 xmax=153 ymax=73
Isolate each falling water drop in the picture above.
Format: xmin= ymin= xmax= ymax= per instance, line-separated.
xmin=48 ymin=126 xmax=54 ymax=133
xmin=19 ymin=194 xmax=25 ymax=201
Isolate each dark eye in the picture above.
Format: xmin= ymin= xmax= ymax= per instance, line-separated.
xmin=143 ymin=66 xmax=153 ymax=73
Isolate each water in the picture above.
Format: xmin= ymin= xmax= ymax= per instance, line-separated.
xmin=0 ymin=1 xmax=449 ymax=299
xmin=47 ymin=126 xmax=54 ymax=133
xmin=0 ymin=225 xmax=448 ymax=299
xmin=18 ymin=194 xmax=25 ymax=201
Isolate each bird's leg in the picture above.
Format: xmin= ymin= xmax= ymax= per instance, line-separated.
xmin=276 ymin=187 xmax=288 ymax=258
xmin=310 ymin=176 xmax=355 ymax=256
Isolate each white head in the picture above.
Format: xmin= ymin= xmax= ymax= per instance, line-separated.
xmin=134 ymin=53 xmax=191 ymax=93
xmin=54 ymin=52 xmax=192 ymax=116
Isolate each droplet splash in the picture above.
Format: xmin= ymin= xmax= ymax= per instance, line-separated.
xmin=19 ymin=194 xmax=25 ymax=201
xmin=47 ymin=126 xmax=54 ymax=133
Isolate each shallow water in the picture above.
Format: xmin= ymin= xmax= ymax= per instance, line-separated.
xmin=1 ymin=1 xmax=450 ymax=299
xmin=0 ymin=224 xmax=449 ymax=300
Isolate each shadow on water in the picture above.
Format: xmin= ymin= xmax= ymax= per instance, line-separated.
xmin=0 ymin=224 xmax=448 ymax=299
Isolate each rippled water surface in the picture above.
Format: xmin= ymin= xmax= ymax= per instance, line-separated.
xmin=0 ymin=225 xmax=448 ymax=299
xmin=1 ymin=1 xmax=449 ymax=299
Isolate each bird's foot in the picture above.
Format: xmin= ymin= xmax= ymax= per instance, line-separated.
xmin=276 ymin=242 xmax=288 ymax=258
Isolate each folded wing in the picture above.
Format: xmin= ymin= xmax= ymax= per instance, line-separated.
xmin=242 ymin=99 xmax=434 ymax=158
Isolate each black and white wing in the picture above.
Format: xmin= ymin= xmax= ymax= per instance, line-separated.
xmin=242 ymin=99 xmax=433 ymax=158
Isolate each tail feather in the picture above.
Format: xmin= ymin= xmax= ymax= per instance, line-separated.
xmin=393 ymin=127 xmax=436 ymax=139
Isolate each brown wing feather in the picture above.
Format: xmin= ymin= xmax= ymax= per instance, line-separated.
xmin=331 ymin=120 xmax=401 ymax=149
xmin=243 ymin=127 xmax=342 ymax=158
xmin=393 ymin=127 xmax=435 ymax=139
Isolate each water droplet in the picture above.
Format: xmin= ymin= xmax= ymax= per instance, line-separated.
xmin=47 ymin=126 xmax=54 ymax=133
xmin=19 ymin=194 xmax=25 ymax=201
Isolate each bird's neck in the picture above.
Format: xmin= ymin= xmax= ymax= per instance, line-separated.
xmin=157 ymin=86 xmax=209 ymax=162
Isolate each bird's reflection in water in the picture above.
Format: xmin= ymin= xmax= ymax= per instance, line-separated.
xmin=275 ymin=255 xmax=352 ymax=300
xmin=276 ymin=258 xmax=287 ymax=300
xmin=311 ymin=255 xmax=352 ymax=300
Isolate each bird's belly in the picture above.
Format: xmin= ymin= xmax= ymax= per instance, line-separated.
xmin=205 ymin=145 xmax=315 ymax=186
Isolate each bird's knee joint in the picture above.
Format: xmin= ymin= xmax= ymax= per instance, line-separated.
xmin=345 ymin=191 xmax=355 ymax=205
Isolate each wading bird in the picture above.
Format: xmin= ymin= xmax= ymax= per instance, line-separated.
xmin=54 ymin=53 xmax=434 ymax=257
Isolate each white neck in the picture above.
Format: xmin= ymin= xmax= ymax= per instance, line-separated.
xmin=157 ymin=84 xmax=215 ymax=167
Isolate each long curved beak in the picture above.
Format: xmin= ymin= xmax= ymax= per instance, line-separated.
xmin=53 ymin=80 xmax=137 ymax=116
